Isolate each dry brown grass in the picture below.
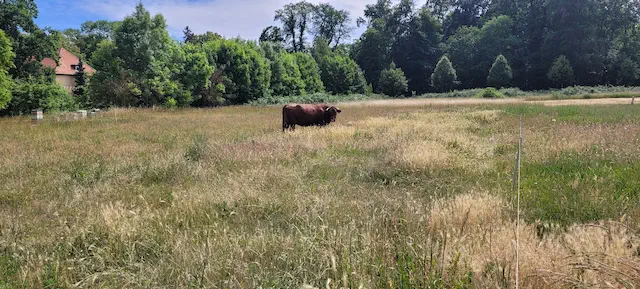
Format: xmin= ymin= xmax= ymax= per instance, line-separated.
xmin=1 ymin=101 xmax=639 ymax=288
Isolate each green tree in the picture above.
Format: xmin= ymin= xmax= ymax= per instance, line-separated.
xmin=352 ymin=27 xmax=391 ymax=91
xmin=275 ymin=1 xmax=315 ymax=52
xmin=73 ymin=59 xmax=88 ymax=107
xmin=378 ymin=62 xmax=408 ymax=97
xmin=183 ymin=26 xmax=195 ymax=43
xmin=445 ymin=26 xmax=479 ymax=89
xmin=392 ymin=7 xmax=442 ymax=94
xmin=0 ymin=30 xmax=15 ymax=110
xmin=312 ymin=37 xmax=366 ymax=94
xmin=71 ymin=20 xmax=119 ymax=61
xmin=311 ymin=4 xmax=353 ymax=47
xmin=89 ymin=40 xmax=134 ymax=107
xmin=294 ymin=52 xmax=323 ymax=93
xmin=321 ymin=54 xmax=367 ymax=95
xmin=431 ymin=55 xmax=458 ymax=92
xmin=259 ymin=26 xmax=285 ymax=44
xmin=87 ymin=5 xmax=187 ymax=107
xmin=487 ymin=54 xmax=513 ymax=88
xmin=202 ymin=38 xmax=270 ymax=103
xmin=618 ymin=58 xmax=639 ymax=86
xmin=179 ymin=44 xmax=214 ymax=100
xmin=271 ymin=52 xmax=305 ymax=96
xmin=547 ymin=55 xmax=575 ymax=88
xmin=542 ymin=0 xmax=602 ymax=86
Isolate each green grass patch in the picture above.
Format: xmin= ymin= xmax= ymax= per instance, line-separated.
xmin=520 ymin=153 xmax=640 ymax=225
xmin=503 ymin=104 xmax=640 ymax=124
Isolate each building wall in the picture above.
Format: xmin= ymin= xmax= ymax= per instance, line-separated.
xmin=56 ymin=75 xmax=75 ymax=92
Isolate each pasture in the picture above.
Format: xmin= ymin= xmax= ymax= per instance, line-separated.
xmin=1 ymin=99 xmax=640 ymax=288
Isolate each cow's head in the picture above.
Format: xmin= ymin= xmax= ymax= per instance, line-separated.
xmin=324 ymin=106 xmax=342 ymax=123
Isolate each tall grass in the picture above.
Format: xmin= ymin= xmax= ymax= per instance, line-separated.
xmin=0 ymin=103 xmax=639 ymax=288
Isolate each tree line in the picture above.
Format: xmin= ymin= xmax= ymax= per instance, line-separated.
xmin=1 ymin=0 xmax=640 ymax=115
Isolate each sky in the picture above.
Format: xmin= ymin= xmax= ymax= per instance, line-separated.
xmin=32 ymin=0 xmax=403 ymax=42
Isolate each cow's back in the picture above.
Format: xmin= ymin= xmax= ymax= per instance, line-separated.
xmin=284 ymin=104 xmax=326 ymax=126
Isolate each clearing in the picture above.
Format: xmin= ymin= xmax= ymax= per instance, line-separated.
xmin=1 ymin=98 xmax=639 ymax=288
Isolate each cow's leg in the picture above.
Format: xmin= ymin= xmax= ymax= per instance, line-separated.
xmin=283 ymin=123 xmax=288 ymax=132
xmin=291 ymin=124 xmax=296 ymax=131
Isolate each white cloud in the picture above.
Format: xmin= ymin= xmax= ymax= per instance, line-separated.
xmin=78 ymin=0 xmax=380 ymax=41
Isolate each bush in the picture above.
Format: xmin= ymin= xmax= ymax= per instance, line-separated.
xmin=6 ymin=79 xmax=76 ymax=115
xmin=378 ymin=62 xmax=408 ymax=97
xmin=163 ymin=97 xmax=177 ymax=110
xmin=500 ymin=87 xmax=526 ymax=97
xmin=431 ymin=56 xmax=458 ymax=92
xmin=248 ymin=92 xmax=382 ymax=105
xmin=475 ymin=87 xmax=505 ymax=98
xmin=487 ymin=55 xmax=512 ymax=88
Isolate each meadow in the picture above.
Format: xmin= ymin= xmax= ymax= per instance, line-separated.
xmin=1 ymin=98 xmax=640 ymax=288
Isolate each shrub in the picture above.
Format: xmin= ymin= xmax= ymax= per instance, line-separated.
xmin=184 ymin=134 xmax=209 ymax=162
xmin=487 ymin=55 xmax=512 ymax=88
xmin=548 ymin=55 xmax=575 ymax=88
xmin=475 ymin=87 xmax=505 ymax=98
xmin=378 ymin=62 xmax=408 ymax=97
xmin=249 ymin=92 xmax=381 ymax=105
xmin=163 ymin=97 xmax=177 ymax=110
xmin=500 ymin=87 xmax=526 ymax=97
xmin=431 ymin=56 xmax=458 ymax=92
xmin=6 ymin=79 xmax=76 ymax=115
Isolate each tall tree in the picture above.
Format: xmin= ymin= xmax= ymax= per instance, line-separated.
xmin=312 ymin=4 xmax=353 ymax=47
xmin=487 ymin=54 xmax=513 ymax=88
xmin=183 ymin=26 xmax=195 ymax=43
xmin=0 ymin=0 xmax=58 ymax=79
xmin=442 ymin=0 xmax=490 ymax=40
xmin=0 ymin=30 xmax=15 ymax=109
xmin=431 ymin=55 xmax=458 ymax=92
xmin=547 ymin=55 xmax=575 ymax=88
xmin=446 ymin=26 xmax=480 ymax=89
xmin=542 ymin=0 xmax=603 ymax=86
xmin=91 ymin=4 xmax=190 ymax=107
xmin=77 ymin=20 xmax=118 ymax=61
xmin=259 ymin=26 xmax=285 ymax=44
xmin=392 ymin=7 xmax=442 ymax=93
xmin=294 ymin=52 xmax=324 ymax=93
xmin=275 ymin=1 xmax=315 ymax=52
xmin=378 ymin=62 xmax=409 ymax=97
xmin=73 ymin=59 xmax=88 ymax=107
xmin=352 ymin=27 xmax=391 ymax=91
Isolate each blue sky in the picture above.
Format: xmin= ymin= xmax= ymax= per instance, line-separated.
xmin=32 ymin=0 xmax=397 ymax=41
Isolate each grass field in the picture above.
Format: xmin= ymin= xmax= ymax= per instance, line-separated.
xmin=1 ymin=99 xmax=640 ymax=288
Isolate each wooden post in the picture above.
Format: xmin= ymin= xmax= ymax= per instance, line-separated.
xmin=513 ymin=114 xmax=523 ymax=289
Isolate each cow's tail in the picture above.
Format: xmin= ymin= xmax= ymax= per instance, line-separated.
xmin=282 ymin=105 xmax=289 ymax=132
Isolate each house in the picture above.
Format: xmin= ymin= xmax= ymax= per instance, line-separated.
xmin=41 ymin=48 xmax=96 ymax=92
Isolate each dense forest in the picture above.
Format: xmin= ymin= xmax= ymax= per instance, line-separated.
xmin=1 ymin=0 xmax=640 ymax=114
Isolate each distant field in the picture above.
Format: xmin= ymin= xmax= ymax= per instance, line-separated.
xmin=1 ymin=99 xmax=640 ymax=288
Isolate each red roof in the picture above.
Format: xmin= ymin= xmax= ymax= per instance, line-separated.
xmin=41 ymin=47 xmax=96 ymax=76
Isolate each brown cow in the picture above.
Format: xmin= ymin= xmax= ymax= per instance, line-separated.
xmin=282 ymin=104 xmax=342 ymax=132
